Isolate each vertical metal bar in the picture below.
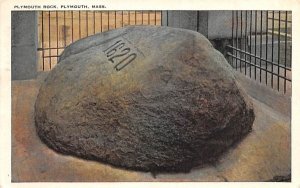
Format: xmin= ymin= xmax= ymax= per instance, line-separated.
xmin=166 ymin=11 xmax=169 ymax=26
xmin=79 ymin=11 xmax=81 ymax=38
xmin=231 ymin=11 xmax=234 ymax=66
xmin=48 ymin=11 xmax=51 ymax=69
xmin=56 ymin=11 xmax=58 ymax=63
xmin=290 ymin=43 xmax=292 ymax=74
xmin=254 ymin=10 xmax=257 ymax=80
xmin=71 ymin=11 xmax=74 ymax=42
xmin=100 ymin=12 xmax=103 ymax=32
xmin=265 ymin=11 xmax=268 ymax=85
xmin=41 ymin=11 xmax=45 ymax=71
xmin=289 ymin=36 xmax=292 ymax=70
xmin=108 ymin=11 xmax=110 ymax=30
xmin=284 ymin=11 xmax=288 ymax=93
xmin=235 ymin=11 xmax=238 ymax=69
xmin=93 ymin=11 xmax=95 ymax=34
xmin=64 ymin=11 xmax=66 ymax=47
xmin=115 ymin=11 xmax=117 ymax=28
xmin=260 ymin=10 xmax=263 ymax=82
xmin=128 ymin=11 xmax=130 ymax=25
xmin=161 ymin=11 xmax=163 ymax=26
xmin=86 ymin=11 xmax=88 ymax=37
xmin=277 ymin=11 xmax=281 ymax=91
xmin=135 ymin=11 xmax=137 ymax=25
xmin=245 ymin=11 xmax=248 ymax=75
xmin=121 ymin=11 xmax=124 ymax=27
xmin=197 ymin=11 xmax=200 ymax=32
xmin=249 ymin=10 xmax=252 ymax=78
xmin=155 ymin=11 xmax=157 ymax=25
xmin=148 ymin=11 xmax=150 ymax=24
xmin=240 ymin=10 xmax=243 ymax=72
xmin=142 ymin=11 xmax=144 ymax=25
xmin=271 ymin=11 xmax=275 ymax=88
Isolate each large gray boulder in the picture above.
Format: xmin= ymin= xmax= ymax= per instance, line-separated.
xmin=35 ymin=26 xmax=255 ymax=172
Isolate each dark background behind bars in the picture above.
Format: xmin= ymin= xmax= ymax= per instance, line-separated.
xmin=37 ymin=10 xmax=291 ymax=94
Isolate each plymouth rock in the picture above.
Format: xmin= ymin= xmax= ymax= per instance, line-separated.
xmin=35 ymin=26 xmax=255 ymax=172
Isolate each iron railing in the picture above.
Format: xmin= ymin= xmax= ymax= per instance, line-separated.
xmin=227 ymin=10 xmax=292 ymax=93
xmin=38 ymin=10 xmax=292 ymax=94
xmin=37 ymin=11 xmax=162 ymax=71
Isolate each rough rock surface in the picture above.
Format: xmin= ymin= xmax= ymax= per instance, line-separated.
xmin=35 ymin=26 xmax=255 ymax=172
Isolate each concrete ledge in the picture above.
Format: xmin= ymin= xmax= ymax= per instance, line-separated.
xmin=235 ymin=71 xmax=291 ymax=117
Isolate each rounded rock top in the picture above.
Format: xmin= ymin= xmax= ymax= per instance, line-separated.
xmin=35 ymin=26 xmax=255 ymax=172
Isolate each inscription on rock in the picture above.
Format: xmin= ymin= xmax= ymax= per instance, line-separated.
xmin=102 ymin=39 xmax=137 ymax=71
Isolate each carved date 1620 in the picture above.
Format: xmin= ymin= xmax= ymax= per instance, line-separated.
xmin=103 ymin=39 xmax=137 ymax=71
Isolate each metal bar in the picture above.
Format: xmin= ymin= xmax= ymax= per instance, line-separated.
xmin=128 ymin=11 xmax=131 ymax=25
xmin=71 ymin=11 xmax=74 ymax=42
xmin=43 ymin=55 xmax=61 ymax=58
xmin=197 ymin=11 xmax=200 ymax=32
xmin=63 ymin=11 xmax=66 ymax=47
xmin=259 ymin=11 xmax=263 ymax=82
xmin=108 ymin=11 xmax=110 ymax=30
xmin=56 ymin=11 xmax=59 ymax=62
xmin=142 ymin=11 xmax=144 ymax=25
xmin=240 ymin=10 xmax=243 ymax=72
xmin=100 ymin=12 xmax=102 ymax=32
xmin=148 ymin=11 xmax=150 ymax=25
xmin=268 ymin=30 xmax=292 ymax=38
xmin=159 ymin=10 xmax=163 ymax=25
xmin=254 ymin=10 xmax=257 ymax=80
xmin=166 ymin=11 xmax=169 ymax=26
xmin=38 ymin=47 xmax=65 ymax=50
xmin=79 ymin=11 xmax=81 ymax=38
xmin=93 ymin=11 xmax=95 ymax=34
xmin=227 ymin=45 xmax=291 ymax=70
xmin=284 ymin=11 xmax=288 ymax=93
xmin=290 ymin=40 xmax=292 ymax=70
xmin=227 ymin=53 xmax=291 ymax=81
xmin=48 ymin=11 xmax=51 ymax=69
xmin=155 ymin=11 xmax=157 ymax=25
xmin=128 ymin=11 xmax=130 ymax=25
xmin=271 ymin=11 xmax=275 ymax=88
xmin=278 ymin=11 xmax=281 ymax=91
xmin=265 ymin=11 xmax=268 ymax=85
xmin=249 ymin=10 xmax=252 ymax=78
xmin=115 ymin=11 xmax=117 ymax=29
xmin=244 ymin=11 xmax=248 ymax=75
xmin=267 ymin=17 xmax=292 ymax=23
xmin=235 ymin=11 xmax=238 ymax=69
xmin=41 ymin=11 xmax=45 ymax=70
xmin=122 ymin=11 xmax=124 ymax=27
xmin=231 ymin=11 xmax=234 ymax=66
xmin=86 ymin=11 xmax=88 ymax=36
